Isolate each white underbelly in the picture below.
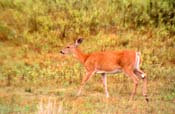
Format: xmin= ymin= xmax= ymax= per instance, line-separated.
xmin=96 ymin=68 xmax=122 ymax=74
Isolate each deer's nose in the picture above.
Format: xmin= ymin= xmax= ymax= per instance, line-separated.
xmin=60 ymin=50 xmax=64 ymax=54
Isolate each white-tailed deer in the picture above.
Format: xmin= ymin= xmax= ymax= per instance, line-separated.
xmin=60 ymin=38 xmax=148 ymax=101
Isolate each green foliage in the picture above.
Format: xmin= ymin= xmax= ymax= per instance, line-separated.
xmin=0 ymin=0 xmax=174 ymax=42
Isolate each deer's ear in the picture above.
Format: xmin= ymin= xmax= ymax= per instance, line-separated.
xmin=75 ymin=38 xmax=83 ymax=46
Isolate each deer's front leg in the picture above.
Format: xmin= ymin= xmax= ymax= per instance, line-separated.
xmin=101 ymin=73 xmax=109 ymax=98
xmin=77 ymin=71 xmax=94 ymax=96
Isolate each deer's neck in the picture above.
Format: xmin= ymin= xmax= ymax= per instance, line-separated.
xmin=74 ymin=48 xmax=88 ymax=64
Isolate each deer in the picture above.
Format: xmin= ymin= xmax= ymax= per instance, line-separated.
xmin=60 ymin=38 xmax=148 ymax=102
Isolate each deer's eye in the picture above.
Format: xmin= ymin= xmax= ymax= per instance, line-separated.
xmin=67 ymin=46 xmax=70 ymax=48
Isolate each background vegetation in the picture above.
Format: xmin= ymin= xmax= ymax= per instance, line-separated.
xmin=0 ymin=0 xmax=175 ymax=114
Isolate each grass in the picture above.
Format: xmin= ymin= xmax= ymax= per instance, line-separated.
xmin=0 ymin=34 xmax=175 ymax=113
xmin=0 ymin=81 xmax=175 ymax=114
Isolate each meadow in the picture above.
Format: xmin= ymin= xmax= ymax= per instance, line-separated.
xmin=0 ymin=0 xmax=175 ymax=114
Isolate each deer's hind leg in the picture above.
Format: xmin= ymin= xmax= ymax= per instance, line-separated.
xmin=134 ymin=52 xmax=148 ymax=101
xmin=134 ymin=69 xmax=148 ymax=102
xmin=123 ymin=67 xmax=139 ymax=101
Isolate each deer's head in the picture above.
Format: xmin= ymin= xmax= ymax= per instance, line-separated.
xmin=60 ymin=38 xmax=83 ymax=55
